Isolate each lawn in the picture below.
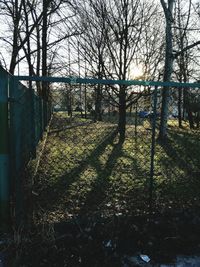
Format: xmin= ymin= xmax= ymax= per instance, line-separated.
xmin=33 ymin=112 xmax=200 ymax=222
xmin=18 ymin=111 xmax=200 ymax=266
xmin=33 ymin=112 xmax=152 ymax=223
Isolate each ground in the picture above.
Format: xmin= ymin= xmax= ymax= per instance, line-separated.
xmin=33 ymin=112 xmax=200 ymax=221
xmin=4 ymin=111 xmax=200 ymax=266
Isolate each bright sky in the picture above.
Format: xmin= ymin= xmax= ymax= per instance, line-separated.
xmin=0 ymin=0 xmax=200 ymax=79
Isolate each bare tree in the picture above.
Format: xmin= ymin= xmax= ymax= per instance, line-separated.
xmin=158 ymin=0 xmax=200 ymax=139
xmin=75 ymin=0 xmax=157 ymax=141
xmin=158 ymin=0 xmax=175 ymax=141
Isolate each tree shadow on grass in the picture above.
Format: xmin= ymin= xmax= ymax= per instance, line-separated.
xmin=34 ymin=123 xmax=150 ymax=223
xmin=76 ymin=141 xmax=124 ymax=217
xmin=155 ymin=128 xmax=200 ymax=209
xmin=71 ymin=129 xmax=152 ymax=219
xmin=34 ymin=127 xmax=119 ymax=215
xmin=158 ymin=129 xmax=200 ymax=178
xmin=77 ymin=139 xmax=149 ymax=219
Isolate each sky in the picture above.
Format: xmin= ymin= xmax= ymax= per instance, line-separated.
xmin=0 ymin=0 xmax=200 ymax=80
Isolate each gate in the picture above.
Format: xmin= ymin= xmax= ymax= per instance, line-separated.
xmin=0 ymin=67 xmax=200 ymax=228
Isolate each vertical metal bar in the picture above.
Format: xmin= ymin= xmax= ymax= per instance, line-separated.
xmin=34 ymin=95 xmax=38 ymax=143
xmin=30 ymin=86 xmax=36 ymax=158
xmin=38 ymin=96 xmax=44 ymax=139
xmin=149 ymin=85 xmax=158 ymax=212
xmin=84 ymin=84 xmax=87 ymax=119
xmin=10 ymin=77 xmax=24 ymax=227
xmin=39 ymin=97 xmax=43 ymax=138
xmin=135 ymin=99 xmax=138 ymax=136
xmin=0 ymin=67 xmax=10 ymax=227
xmin=43 ymin=100 xmax=47 ymax=129
xmin=9 ymin=76 xmax=15 ymax=217
xmin=84 ymin=38 xmax=87 ymax=119
xmin=78 ymin=39 xmax=83 ymax=117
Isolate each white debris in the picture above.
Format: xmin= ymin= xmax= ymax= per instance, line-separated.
xmin=140 ymin=254 xmax=151 ymax=263
xmin=105 ymin=240 xmax=112 ymax=248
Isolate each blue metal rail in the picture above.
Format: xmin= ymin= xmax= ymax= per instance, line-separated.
xmin=16 ymin=75 xmax=200 ymax=88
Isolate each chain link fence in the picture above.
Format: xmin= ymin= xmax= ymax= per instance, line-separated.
xmin=32 ymin=82 xmax=200 ymax=224
xmin=1 ymin=68 xmax=200 ymax=265
xmin=0 ymin=66 xmax=200 ymax=230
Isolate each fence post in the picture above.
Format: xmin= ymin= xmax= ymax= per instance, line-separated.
xmin=149 ymin=85 xmax=158 ymax=212
xmin=0 ymin=67 xmax=10 ymax=228
xmin=30 ymin=85 xmax=36 ymax=158
xmin=9 ymin=77 xmax=24 ymax=227
xmin=134 ymin=99 xmax=138 ymax=136
xmin=40 ymin=98 xmax=43 ymax=137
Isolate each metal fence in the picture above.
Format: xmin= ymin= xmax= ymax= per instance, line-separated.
xmin=0 ymin=66 xmax=51 ymax=228
xmin=1 ymin=66 xmax=200 ymax=229
xmin=25 ymin=77 xmax=200 ymax=224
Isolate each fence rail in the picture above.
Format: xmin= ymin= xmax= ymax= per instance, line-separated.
xmin=1 ymin=65 xmax=200 ymax=229
xmin=16 ymin=75 xmax=200 ymax=88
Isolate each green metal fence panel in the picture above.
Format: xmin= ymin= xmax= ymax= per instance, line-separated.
xmin=9 ymin=78 xmax=46 ymax=225
xmin=0 ymin=66 xmax=10 ymax=228
xmin=30 ymin=87 xmax=36 ymax=158
xmin=10 ymin=78 xmax=26 ymax=224
xmin=34 ymin=94 xmax=43 ymax=144
xmin=10 ymin=80 xmax=42 ymax=173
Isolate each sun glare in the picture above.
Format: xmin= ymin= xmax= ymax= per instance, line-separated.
xmin=129 ymin=64 xmax=144 ymax=80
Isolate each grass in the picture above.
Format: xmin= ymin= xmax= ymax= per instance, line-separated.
xmin=153 ymin=122 xmax=200 ymax=210
xmin=33 ymin=112 xmax=200 ymax=224
xmin=12 ymin=111 xmax=200 ymax=266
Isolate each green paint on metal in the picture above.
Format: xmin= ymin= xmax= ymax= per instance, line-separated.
xmin=0 ymin=201 xmax=10 ymax=229
xmin=0 ymin=67 xmax=10 ymax=228
xmin=0 ymin=103 xmax=9 ymax=154
xmin=0 ymin=155 xmax=9 ymax=223
xmin=30 ymin=89 xmax=36 ymax=158
xmin=149 ymin=86 xmax=158 ymax=212
xmin=16 ymin=75 xmax=200 ymax=88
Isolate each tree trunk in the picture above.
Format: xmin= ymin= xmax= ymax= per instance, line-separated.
xmin=42 ymin=0 xmax=48 ymax=128
xmin=36 ymin=24 xmax=42 ymax=95
xmin=95 ymin=52 xmax=103 ymax=121
xmin=118 ymin=86 xmax=126 ymax=143
xmin=42 ymin=0 xmax=48 ymax=99
xmin=187 ymin=110 xmax=194 ymax=129
xmin=9 ymin=0 xmax=20 ymax=74
xmin=158 ymin=0 xmax=175 ymax=141
xmin=178 ymin=88 xmax=183 ymax=127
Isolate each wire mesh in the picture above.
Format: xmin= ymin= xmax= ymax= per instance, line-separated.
xmin=153 ymin=87 xmax=200 ymax=213
xmin=1 ymin=71 xmax=200 ymax=265
xmin=31 ymin=83 xmax=200 ymax=225
xmin=3 ymin=75 xmax=199 ymax=225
